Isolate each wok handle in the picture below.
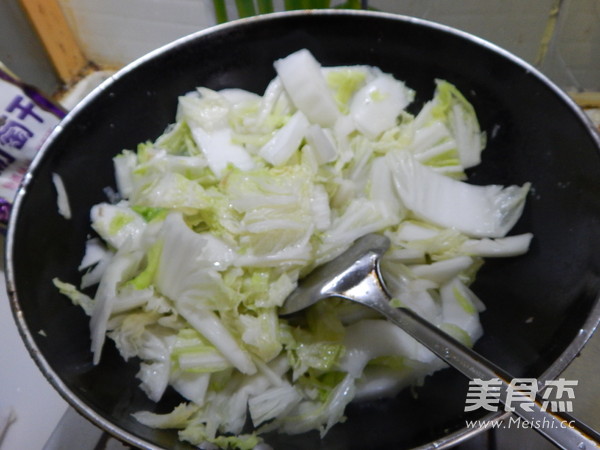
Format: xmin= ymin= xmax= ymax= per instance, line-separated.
xmin=337 ymin=260 xmax=600 ymax=450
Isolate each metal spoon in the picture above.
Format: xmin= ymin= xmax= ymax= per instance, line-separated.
xmin=280 ymin=234 xmax=600 ymax=450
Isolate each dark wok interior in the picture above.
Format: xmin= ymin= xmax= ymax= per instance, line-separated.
xmin=7 ymin=11 xmax=600 ymax=449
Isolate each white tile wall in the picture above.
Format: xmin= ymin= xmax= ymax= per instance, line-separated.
xmin=371 ymin=0 xmax=556 ymax=64
xmin=58 ymin=0 xmax=217 ymax=69
xmin=537 ymin=0 xmax=600 ymax=91
xmin=56 ymin=0 xmax=599 ymax=91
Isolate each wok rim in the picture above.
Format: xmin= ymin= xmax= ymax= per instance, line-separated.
xmin=5 ymin=9 xmax=600 ymax=450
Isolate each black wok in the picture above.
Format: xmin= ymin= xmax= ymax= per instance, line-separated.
xmin=6 ymin=10 xmax=600 ymax=450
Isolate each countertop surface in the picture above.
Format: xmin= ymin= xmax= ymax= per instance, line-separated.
xmin=0 ymin=241 xmax=68 ymax=449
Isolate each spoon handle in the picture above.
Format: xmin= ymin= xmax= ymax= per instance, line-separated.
xmin=336 ymin=257 xmax=600 ymax=450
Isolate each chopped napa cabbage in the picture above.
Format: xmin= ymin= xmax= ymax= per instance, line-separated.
xmin=270 ymin=373 xmax=356 ymax=437
xmin=431 ymin=80 xmax=486 ymax=169
xmin=155 ymin=120 xmax=200 ymax=156
xmin=109 ymin=285 xmax=161 ymax=315
xmin=460 ymin=233 xmax=533 ymax=257
xmin=114 ymin=150 xmax=138 ymax=199
xmin=176 ymin=88 xmax=255 ymax=177
xmin=90 ymin=249 xmax=146 ymax=364
xmin=221 ymin=165 xmax=317 ymax=268
xmin=207 ymin=434 xmax=261 ymax=450
xmin=170 ymin=371 xmax=211 ymax=405
xmin=137 ymin=358 xmax=171 ymax=401
xmin=304 ymin=124 xmax=338 ymax=165
xmin=90 ymin=202 xmax=146 ymax=249
xmin=176 ymin=88 xmax=229 ymax=131
xmin=248 ymin=384 xmax=302 ymax=426
xmin=133 ymin=403 xmax=199 ymax=429
xmin=324 ymin=66 xmax=370 ymax=113
xmin=52 ymin=172 xmax=71 ymax=219
xmin=177 ymin=301 xmax=256 ymax=376
xmin=350 ymin=73 xmax=415 ymax=139
xmin=191 ymin=127 xmax=255 ymax=177
xmin=409 ymin=255 xmax=474 ymax=285
xmin=78 ymin=237 xmax=110 ymax=271
xmin=353 ymin=363 xmax=416 ymax=401
xmin=408 ymin=120 xmax=464 ymax=178
xmin=54 ymin=49 xmax=533 ymax=448
xmin=339 ymin=319 xmax=437 ymax=376
xmin=403 ymin=79 xmax=486 ymax=177
xmin=172 ymin=329 xmax=233 ymax=373
xmin=274 ymin=49 xmax=340 ymax=127
xmin=284 ymin=308 xmax=345 ymax=379
xmin=128 ymin=241 xmax=162 ymax=290
xmin=259 ymin=110 xmax=309 ymax=166
xmin=390 ymin=151 xmax=530 ymax=238
xmin=219 ymin=88 xmax=262 ymax=106
xmin=52 ymin=278 xmax=94 ymax=316
xmin=316 ymin=197 xmax=398 ymax=264
xmin=238 ymin=309 xmax=282 ymax=362
xmin=78 ymin=237 xmax=113 ymax=289
xmin=440 ymin=278 xmax=485 ymax=343
xmin=154 ymin=213 xmax=256 ymax=375
xmin=368 ymin=156 xmax=406 ymax=224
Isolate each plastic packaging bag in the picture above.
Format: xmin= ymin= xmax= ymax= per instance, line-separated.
xmin=0 ymin=66 xmax=65 ymax=232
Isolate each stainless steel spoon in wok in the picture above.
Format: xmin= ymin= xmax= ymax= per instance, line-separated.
xmin=280 ymin=234 xmax=600 ymax=450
